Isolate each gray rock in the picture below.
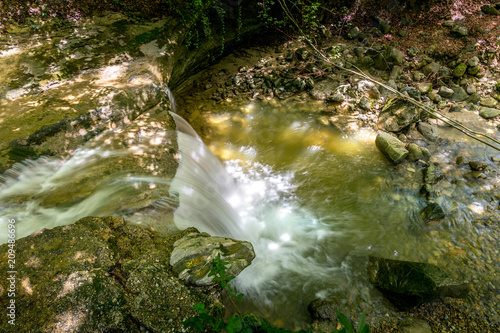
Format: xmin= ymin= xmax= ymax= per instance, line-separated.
xmin=450 ymin=87 xmax=469 ymax=102
xmin=401 ymin=86 xmax=421 ymax=100
xmin=328 ymin=93 xmax=345 ymax=103
xmin=417 ymin=122 xmax=439 ymax=141
xmin=171 ymin=232 xmax=255 ymax=286
xmin=438 ymin=86 xmax=454 ymax=98
xmin=468 ymin=56 xmax=480 ymax=67
xmin=467 ymin=93 xmax=481 ymax=103
xmin=479 ymin=107 xmax=500 ymax=119
xmin=389 ymin=65 xmax=402 ymax=80
xmin=451 ymin=25 xmax=468 ymax=37
xmin=308 ymin=299 xmax=337 ymax=321
xmin=380 ymin=79 xmax=398 ymax=96
xmin=421 ymin=62 xmax=440 ymax=76
xmin=480 ymin=97 xmax=498 ymax=108
xmin=449 ymin=106 xmax=463 ymax=113
xmin=375 ymin=17 xmax=391 ymax=34
xmin=456 ymin=155 xmax=470 ymax=165
xmin=428 ymin=91 xmax=442 ymax=103
xmin=398 ymin=30 xmax=409 ymax=37
xmin=481 ymin=5 xmax=500 ymax=15
xmin=420 ymin=202 xmax=446 ymax=223
xmin=378 ymin=100 xmax=420 ymax=132
xmin=375 ymin=132 xmax=409 ymax=163
xmin=466 ymin=84 xmax=476 ymax=94
xmin=356 ymin=56 xmax=374 ymax=68
xmin=367 ymin=256 xmax=469 ymax=310
xmin=387 ymin=47 xmax=404 ymax=65
xmin=418 ymin=82 xmax=432 ymax=94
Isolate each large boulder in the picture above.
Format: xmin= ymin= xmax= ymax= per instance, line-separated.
xmin=368 ymin=257 xmax=470 ymax=310
xmin=0 ymin=217 xmax=223 ymax=332
xmin=170 ymin=232 xmax=255 ymax=286
xmin=375 ymin=132 xmax=409 ymax=163
xmin=378 ymin=99 xmax=420 ymax=132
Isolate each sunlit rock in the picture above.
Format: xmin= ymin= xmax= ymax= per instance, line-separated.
xmin=375 ymin=132 xmax=408 ymax=163
xmin=170 ymin=231 xmax=255 ymax=286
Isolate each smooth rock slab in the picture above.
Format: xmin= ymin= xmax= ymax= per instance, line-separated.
xmin=368 ymin=256 xmax=470 ymax=310
xmin=170 ymin=232 xmax=255 ymax=286
xmin=417 ymin=122 xmax=439 ymax=141
xmin=479 ymin=107 xmax=500 ymax=119
xmin=375 ymin=132 xmax=409 ymax=163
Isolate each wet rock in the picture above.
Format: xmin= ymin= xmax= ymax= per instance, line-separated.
xmin=356 ymin=56 xmax=374 ymax=68
xmin=438 ymin=86 xmax=454 ymax=98
xmin=418 ymin=82 xmax=432 ymax=94
xmin=456 ymin=155 xmax=469 ymax=165
xmin=375 ymin=132 xmax=409 ymax=163
xmin=328 ymin=93 xmax=345 ymax=103
xmin=481 ymin=5 xmax=500 ymax=15
xmin=469 ymin=160 xmax=488 ymax=171
xmin=367 ymin=256 xmax=469 ymax=311
xmin=422 ymin=62 xmax=440 ymax=76
xmin=452 ymin=63 xmax=467 ymax=77
xmin=480 ymin=97 xmax=498 ymax=108
xmin=417 ymin=122 xmax=439 ymax=141
xmin=450 ymin=87 xmax=468 ymax=102
xmin=170 ymin=232 xmax=255 ymax=286
xmin=308 ymin=299 xmax=338 ymax=321
xmin=378 ymin=99 xmax=420 ymax=132
xmin=420 ymin=202 xmax=446 ymax=223
xmin=359 ymin=97 xmax=372 ymax=111
xmin=424 ymin=163 xmax=444 ymax=185
xmin=479 ymin=107 xmax=500 ymax=119
xmin=374 ymin=17 xmax=391 ymax=34
xmin=449 ymin=106 xmax=462 ymax=113
xmin=407 ymin=143 xmax=424 ymax=162
xmin=0 ymin=218 xmax=222 ymax=332
xmin=451 ymin=25 xmax=468 ymax=37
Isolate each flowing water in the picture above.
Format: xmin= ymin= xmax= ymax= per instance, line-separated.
xmin=0 ymin=94 xmax=498 ymax=328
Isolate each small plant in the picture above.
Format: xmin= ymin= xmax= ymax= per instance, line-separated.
xmin=183 ymin=254 xmax=369 ymax=332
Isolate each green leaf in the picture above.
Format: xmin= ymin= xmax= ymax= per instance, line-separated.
xmin=226 ymin=316 xmax=244 ymax=333
xmin=193 ymin=302 xmax=206 ymax=313
xmin=336 ymin=311 xmax=354 ymax=332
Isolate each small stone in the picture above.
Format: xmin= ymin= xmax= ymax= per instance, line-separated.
xmin=480 ymin=97 xmax=498 ymax=108
xmin=422 ymin=62 xmax=440 ymax=76
xmin=449 ymin=106 xmax=462 ymax=113
xmin=401 ymin=86 xmax=421 ymax=100
xmin=375 ymin=17 xmax=391 ymax=34
xmin=467 ymin=66 xmax=481 ymax=76
xmin=417 ymin=122 xmax=439 ymax=141
xmin=438 ymin=86 xmax=454 ymax=98
xmin=428 ymin=91 xmax=441 ymax=103
xmin=496 ymin=81 xmax=500 ymax=92
xmin=398 ymin=30 xmax=408 ymax=37
xmin=450 ymin=87 xmax=469 ymax=102
xmin=469 ymin=160 xmax=488 ymax=171
xmin=328 ymin=93 xmax=345 ymax=103
xmin=452 ymin=63 xmax=467 ymax=77
xmin=479 ymin=107 xmax=500 ymax=119
xmin=407 ymin=143 xmax=424 ymax=161
xmin=451 ymin=25 xmax=468 ymax=37
xmin=466 ymin=84 xmax=476 ymax=95
xmin=407 ymin=46 xmax=419 ymax=58
xmin=418 ymin=82 xmax=432 ymax=94
xmin=467 ymin=93 xmax=481 ymax=103
xmin=468 ymin=56 xmax=480 ymax=67
xmin=456 ymin=155 xmax=469 ymax=165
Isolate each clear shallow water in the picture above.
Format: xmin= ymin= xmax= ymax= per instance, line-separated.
xmin=181 ymin=100 xmax=499 ymax=328
xmin=0 ymin=98 xmax=498 ymax=329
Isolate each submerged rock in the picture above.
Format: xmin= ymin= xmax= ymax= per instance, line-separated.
xmin=420 ymin=202 xmax=446 ymax=223
xmin=375 ymin=132 xmax=409 ymax=163
xmin=417 ymin=122 xmax=439 ymax=141
xmin=368 ymin=256 xmax=469 ymax=311
xmin=170 ymin=232 xmax=255 ymax=286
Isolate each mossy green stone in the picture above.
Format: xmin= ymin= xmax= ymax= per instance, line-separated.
xmin=452 ymin=63 xmax=467 ymax=77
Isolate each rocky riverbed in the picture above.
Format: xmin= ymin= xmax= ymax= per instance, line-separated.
xmin=0 ymin=4 xmax=499 ymax=333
